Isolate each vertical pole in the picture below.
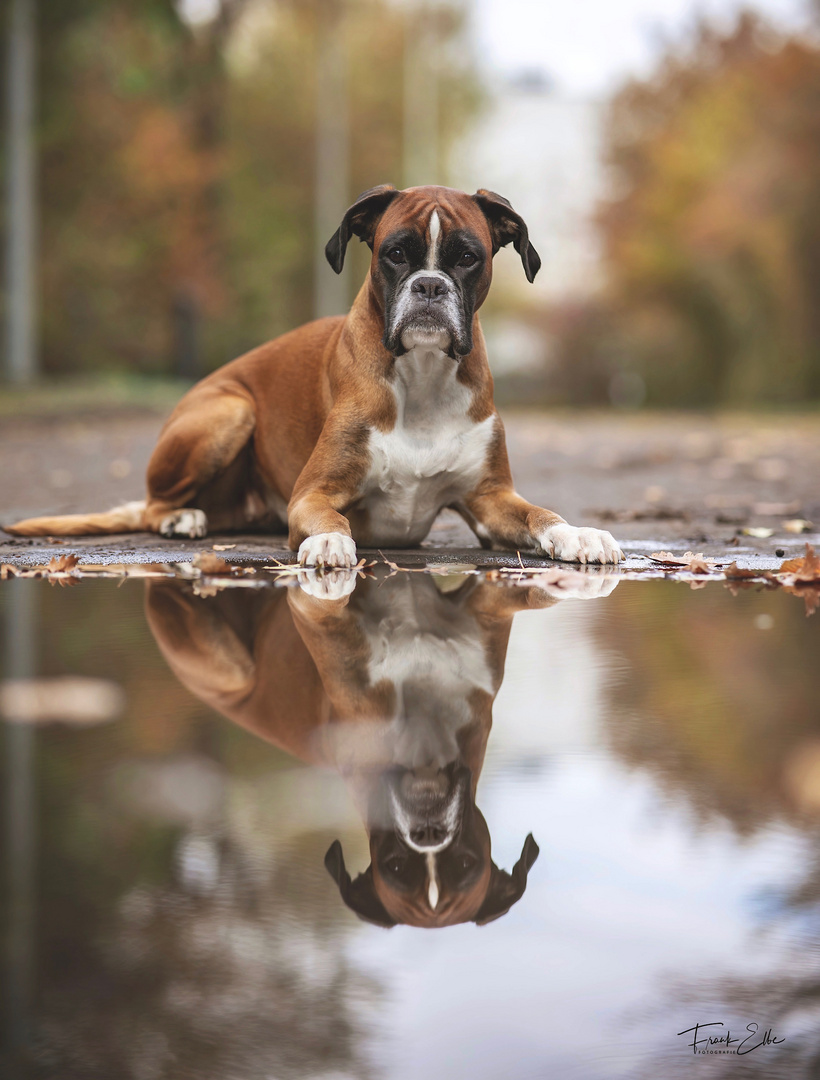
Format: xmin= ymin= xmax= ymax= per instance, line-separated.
xmin=403 ymin=0 xmax=439 ymax=188
xmin=313 ymin=0 xmax=350 ymax=320
xmin=4 ymin=0 xmax=37 ymax=384
xmin=3 ymin=581 xmax=37 ymax=1066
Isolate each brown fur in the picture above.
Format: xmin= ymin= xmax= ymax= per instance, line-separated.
xmin=5 ymin=186 xmax=569 ymax=553
xmin=145 ymin=574 xmax=554 ymax=927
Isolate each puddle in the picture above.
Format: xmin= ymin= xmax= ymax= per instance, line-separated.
xmin=1 ymin=571 xmax=820 ymax=1078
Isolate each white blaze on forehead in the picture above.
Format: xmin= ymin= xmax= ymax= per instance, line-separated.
xmin=426 ymin=210 xmax=441 ymax=270
xmin=426 ymin=852 xmax=440 ymax=910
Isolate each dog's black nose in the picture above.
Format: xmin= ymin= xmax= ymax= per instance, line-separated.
xmin=410 ymin=825 xmax=447 ymax=847
xmin=411 ymin=276 xmax=448 ymax=301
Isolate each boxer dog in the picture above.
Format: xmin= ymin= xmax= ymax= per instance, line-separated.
xmin=6 ymin=185 xmax=622 ymax=567
xmin=142 ymin=570 xmax=619 ymax=927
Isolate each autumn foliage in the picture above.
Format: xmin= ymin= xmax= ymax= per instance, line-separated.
xmin=557 ymin=14 xmax=820 ymax=406
xmin=30 ymin=0 xmax=475 ymax=377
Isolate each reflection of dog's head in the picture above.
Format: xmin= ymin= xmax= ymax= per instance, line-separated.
xmin=324 ymin=762 xmax=539 ymax=928
xmin=325 ymin=184 xmax=541 ymax=359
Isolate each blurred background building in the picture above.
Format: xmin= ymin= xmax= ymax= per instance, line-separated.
xmin=3 ymin=0 xmax=820 ymax=407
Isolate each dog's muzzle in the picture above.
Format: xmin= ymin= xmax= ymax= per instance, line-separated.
xmin=385 ymin=271 xmax=469 ymax=358
xmin=385 ymin=765 xmax=469 ymax=853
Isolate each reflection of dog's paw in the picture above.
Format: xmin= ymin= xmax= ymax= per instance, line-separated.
xmin=298 ymin=532 xmax=357 ymax=569
xmin=539 ymin=570 xmax=620 ymax=601
xmin=537 ymin=523 xmax=622 ymax=565
xmin=297 ymin=568 xmax=358 ymax=601
xmin=159 ymin=509 xmax=208 ymax=538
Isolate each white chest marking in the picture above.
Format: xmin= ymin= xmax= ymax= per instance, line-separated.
xmin=357 ymin=349 xmax=494 ymax=546
xmin=363 ymin=577 xmax=495 ymax=768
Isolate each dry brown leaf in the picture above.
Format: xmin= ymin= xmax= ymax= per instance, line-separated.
xmin=45 ymin=553 xmax=80 ymax=573
xmin=778 ymin=543 xmax=820 ymax=582
xmin=783 ymin=584 xmax=820 ymax=616
xmin=1 ymin=564 xmax=18 ymax=579
xmin=191 ymin=551 xmax=232 ymax=574
xmin=783 ymin=519 xmax=814 ymax=534
xmin=649 ymin=550 xmax=725 ymax=572
xmin=723 ymin=562 xmax=774 ymax=581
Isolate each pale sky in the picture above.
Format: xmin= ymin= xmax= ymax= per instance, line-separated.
xmin=176 ymin=0 xmax=816 ymax=97
xmin=471 ymin=0 xmax=813 ymax=96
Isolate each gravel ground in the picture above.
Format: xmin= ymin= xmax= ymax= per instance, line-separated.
xmin=0 ymin=406 xmax=818 ymax=570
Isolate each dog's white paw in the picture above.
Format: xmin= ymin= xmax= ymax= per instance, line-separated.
xmin=539 ymin=570 xmax=620 ymax=601
xmin=537 ymin=523 xmax=622 ymax=565
xmin=297 ymin=568 xmax=358 ymax=601
xmin=298 ymin=532 xmax=357 ymax=569
xmin=160 ymin=508 xmax=208 ymax=538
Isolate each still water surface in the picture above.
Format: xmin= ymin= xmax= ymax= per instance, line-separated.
xmin=1 ymin=570 xmax=819 ymax=1079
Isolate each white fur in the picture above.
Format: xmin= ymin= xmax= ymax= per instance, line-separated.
xmin=363 ymin=575 xmax=494 ymax=769
xmin=296 ymin=568 xmax=358 ymax=599
xmin=537 ymin=522 xmax=622 ymax=565
xmin=390 ymin=268 xmax=461 ymax=353
xmin=354 ymin=349 xmax=495 ymax=547
xmin=298 ymin=531 xmax=356 ymax=568
xmin=160 ymin=508 xmax=208 ymax=538
xmin=426 ymin=210 xmax=441 ymax=269
xmin=427 ymin=852 xmax=440 ymax=910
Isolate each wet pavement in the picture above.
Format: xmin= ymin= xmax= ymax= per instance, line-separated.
xmin=2 ymin=566 xmax=820 ymax=1079
xmin=2 ymin=409 xmax=820 ymax=570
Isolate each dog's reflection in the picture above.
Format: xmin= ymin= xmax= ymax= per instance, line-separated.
xmin=146 ymin=569 xmax=616 ymax=927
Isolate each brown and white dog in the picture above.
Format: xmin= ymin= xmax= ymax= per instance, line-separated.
xmin=7 ymin=185 xmax=622 ymax=566
xmin=142 ymin=570 xmax=613 ymax=927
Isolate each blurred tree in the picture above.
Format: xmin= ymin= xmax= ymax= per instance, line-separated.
xmin=593 ymin=15 xmax=820 ymax=406
xmin=0 ymin=0 xmax=477 ymax=379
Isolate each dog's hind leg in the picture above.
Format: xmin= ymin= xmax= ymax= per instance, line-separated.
xmin=143 ymin=390 xmax=257 ymax=538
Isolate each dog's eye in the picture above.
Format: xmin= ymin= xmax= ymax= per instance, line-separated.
xmin=457 ymin=251 xmax=477 ymax=267
xmin=458 ymin=854 xmax=476 ymax=870
xmin=385 ymin=857 xmax=406 ymax=874
xmin=387 ymin=248 xmax=406 ymax=265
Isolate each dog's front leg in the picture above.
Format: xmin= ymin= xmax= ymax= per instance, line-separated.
xmin=288 ymin=490 xmax=357 ymax=568
xmin=463 ymin=487 xmax=623 ymax=565
xmin=288 ymin=420 xmax=366 ymax=568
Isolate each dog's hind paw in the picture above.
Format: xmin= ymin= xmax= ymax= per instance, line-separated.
xmin=159 ymin=509 xmax=208 ymax=539
xmin=298 ymin=531 xmax=357 ymax=569
xmin=537 ymin=523 xmax=622 ymax=565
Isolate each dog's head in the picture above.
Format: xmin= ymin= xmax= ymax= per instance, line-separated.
xmin=324 ymin=762 xmax=539 ymax=928
xmin=325 ymin=184 xmax=541 ymax=359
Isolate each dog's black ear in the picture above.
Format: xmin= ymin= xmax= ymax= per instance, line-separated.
xmin=473 ymin=833 xmax=540 ymax=926
xmin=472 ymin=189 xmax=541 ymax=283
xmin=324 ymin=840 xmax=396 ymax=928
xmin=325 ymin=184 xmax=400 ymax=274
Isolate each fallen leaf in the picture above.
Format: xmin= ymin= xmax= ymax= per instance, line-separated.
xmin=783 ymin=584 xmax=820 ymax=617
xmin=192 ymin=552 xmax=232 ymax=574
xmin=741 ymin=527 xmax=775 ymax=538
xmin=648 ymin=550 xmax=726 ymax=572
xmin=1 ymin=564 xmax=18 ymax=579
xmin=46 ymin=553 xmax=80 ymax=573
xmin=778 ymin=543 xmax=820 ymax=582
xmin=783 ymin=519 xmax=814 ymax=534
xmin=724 ymin=562 xmax=774 ymax=581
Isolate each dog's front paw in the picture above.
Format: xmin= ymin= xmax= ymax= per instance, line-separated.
xmin=159 ymin=508 xmax=208 ymax=538
xmin=539 ymin=570 xmax=620 ymax=601
xmin=297 ymin=568 xmax=358 ymax=601
xmin=537 ymin=523 xmax=622 ymax=565
xmin=298 ymin=531 xmax=357 ymax=569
